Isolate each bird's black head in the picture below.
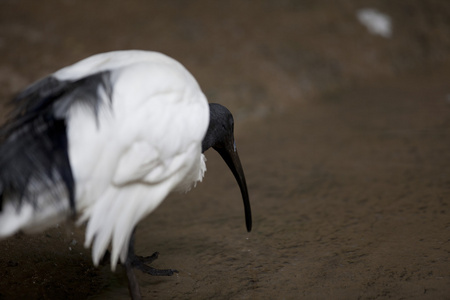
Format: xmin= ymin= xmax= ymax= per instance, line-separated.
xmin=202 ymin=103 xmax=252 ymax=232
xmin=202 ymin=103 xmax=235 ymax=153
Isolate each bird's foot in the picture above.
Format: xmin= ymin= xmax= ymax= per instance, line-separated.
xmin=130 ymin=251 xmax=178 ymax=276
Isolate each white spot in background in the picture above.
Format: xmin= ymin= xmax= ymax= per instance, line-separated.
xmin=357 ymin=8 xmax=392 ymax=38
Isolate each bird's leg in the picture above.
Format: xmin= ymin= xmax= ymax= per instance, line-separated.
xmin=125 ymin=255 xmax=142 ymax=300
xmin=127 ymin=229 xmax=178 ymax=276
xmin=125 ymin=229 xmax=178 ymax=299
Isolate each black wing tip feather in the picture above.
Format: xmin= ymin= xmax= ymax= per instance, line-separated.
xmin=7 ymin=71 xmax=112 ymax=121
xmin=0 ymin=70 xmax=113 ymax=214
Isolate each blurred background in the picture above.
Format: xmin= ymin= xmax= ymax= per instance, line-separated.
xmin=0 ymin=1 xmax=449 ymax=299
xmin=1 ymin=1 xmax=449 ymax=116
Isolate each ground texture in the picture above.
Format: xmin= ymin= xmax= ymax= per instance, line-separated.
xmin=0 ymin=1 xmax=449 ymax=299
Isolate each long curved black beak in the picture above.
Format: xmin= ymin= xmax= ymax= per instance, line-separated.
xmin=215 ymin=140 xmax=252 ymax=232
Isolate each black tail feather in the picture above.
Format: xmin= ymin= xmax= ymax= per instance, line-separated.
xmin=0 ymin=71 xmax=112 ymax=214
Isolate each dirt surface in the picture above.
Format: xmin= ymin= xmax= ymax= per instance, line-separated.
xmin=0 ymin=1 xmax=450 ymax=299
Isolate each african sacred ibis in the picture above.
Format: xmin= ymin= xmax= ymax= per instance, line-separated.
xmin=0 ymin=50 xmax=252 ymax=299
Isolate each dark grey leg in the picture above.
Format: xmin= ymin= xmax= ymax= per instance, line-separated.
xmin=125 ymin=229 xmax=178 ymax=299
xmin=125 ymin=255 xmax=142 ymax=300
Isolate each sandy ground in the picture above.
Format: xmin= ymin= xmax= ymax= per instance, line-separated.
xmin=0 ymin=1 xmax=449 ymax=299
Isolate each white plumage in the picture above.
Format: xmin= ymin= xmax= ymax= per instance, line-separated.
xmin=0 ymin=51 xmax=209 ymax=269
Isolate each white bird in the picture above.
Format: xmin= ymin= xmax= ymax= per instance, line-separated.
xmin=0 ymin=50 xmax=252 ymax=299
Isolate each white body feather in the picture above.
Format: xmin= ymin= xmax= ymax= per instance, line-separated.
xmin=0 ymin=50 xmax=209 ymax=270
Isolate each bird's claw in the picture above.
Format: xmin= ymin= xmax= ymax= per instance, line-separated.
xmin=130 ymin=251 xmax=178 ymax=276
xmin=135 ymin=251 xmax=160 ymax=264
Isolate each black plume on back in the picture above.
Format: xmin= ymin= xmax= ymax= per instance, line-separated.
xmin=0 ymin=71 xmax=112 ymax=213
